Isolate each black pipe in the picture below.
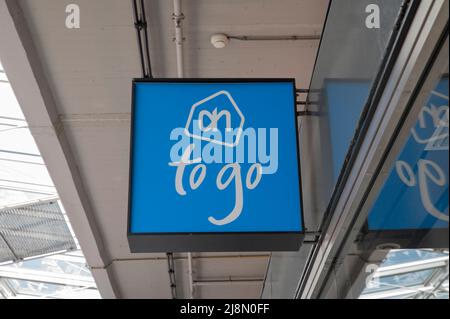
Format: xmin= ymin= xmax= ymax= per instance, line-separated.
xmin=140 ymin=0 xmax=153 ymax=78
xmin=132 ymin=0 xmax=146 ymax=78
xmin=132 ymin=0 xmax=152 ymax=78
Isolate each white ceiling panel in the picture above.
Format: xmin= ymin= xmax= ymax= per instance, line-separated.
xmin=109 ymin=259 xmax=172 ymax=298
xmin=197 ymin=282 xmax=263 ymax=299
xmin=193 ymin=255 xmax=269 ymax=280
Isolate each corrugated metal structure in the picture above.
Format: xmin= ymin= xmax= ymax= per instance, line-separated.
xmin=0 ymin=197 xmax=76 ymax=264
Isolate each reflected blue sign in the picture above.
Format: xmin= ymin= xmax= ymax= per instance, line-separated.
xmin=325 ymin=81 xmax=370 ymax=181
xmin=326 ymin=78 xmax=449 ymax=231
xmin=368 ymin=78 xmax=449 ymax=230
xmin=129 ymin=80 xmax=303 ymax=237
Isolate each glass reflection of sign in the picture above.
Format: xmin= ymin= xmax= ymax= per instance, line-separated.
xmin=368 ymin=78 xmax=449 ymax=231
xmin=325 ymin=81 xmax=371 ymax=182
xmin=326 ymin=78 xmax=449 ymax=248
xmin=128 ymin=79 xmax=304 ymax=252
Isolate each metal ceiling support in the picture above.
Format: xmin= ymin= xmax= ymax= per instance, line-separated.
xmin=0 ymin=279 xmax=14 ymax=299
xmin=0 ymin=158 xmax=45 ymax=166
xmin=0 ymin=116 xmax=26 ymax=122
xmin=416 ymin=260 xmax=449 ymax=299
xmin=426 ymin=274 xmax=450 ymax=298
xmin=0 ymin=149 xmax=41 ymax=157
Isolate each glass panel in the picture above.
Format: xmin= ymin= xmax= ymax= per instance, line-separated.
xmin=360 ymin=250 xmax=449 ymax=299
xmin=0 ymin=200 xmax=77 ymax=262
xmin=360 ymin=75 xmax=448 ymax=250
xmin=17 ymin=255 xmax=92 ymax=278
xmin=381 ymin=249 xmax=447 ymax=266
xmin=0 ymin=251 xmax=101 ymax=299
xmin=263 ymin=0 xmax=404 ymax=299
xmin=352 ymin=48 xmax=449 ymax=299
xmin=6 ymin=278 xmax=100 ymax=299
xmin=308 ymin=0 xmax=404 ymax=197
xmin=0 ymin=62 xmax=55 ymax=206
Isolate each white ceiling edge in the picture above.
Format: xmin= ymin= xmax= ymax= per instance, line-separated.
xmin=0 ymin=0 xmax=119 ymax=298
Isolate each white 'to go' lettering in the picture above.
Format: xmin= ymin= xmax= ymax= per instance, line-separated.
xmin=169 ymin=144 xmax=263 ymax=226
xmin=395 ymin=160 xmax=416 ymax=186
xmin=418 ymin=160 xmax=448 ymax=222
xmin=246 ymin=163 xmax=263 ymax=190
xmin=395 ymin=159 xmax=448 ymax=222
xmin=190 ymin=164 xmax=206 ymax=190
xmin=209 ymin=163 xmax=244 ymax=226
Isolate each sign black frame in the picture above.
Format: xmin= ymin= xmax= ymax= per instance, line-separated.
xmin=127 ymin=78 xmax=305 ymax=252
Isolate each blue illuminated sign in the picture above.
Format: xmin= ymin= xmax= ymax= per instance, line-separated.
xmin=128 ymin=79 xmax=303 ymax=252
xmin=326 ymin=78 xmax=449 ymax=234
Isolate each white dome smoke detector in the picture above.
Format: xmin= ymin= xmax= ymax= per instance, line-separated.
xmin=210 ymin=33 xmax=229 ymax=48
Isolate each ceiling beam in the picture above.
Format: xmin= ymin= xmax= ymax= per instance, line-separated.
xmin=0 ymin=0 xmax=119 ymax=298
